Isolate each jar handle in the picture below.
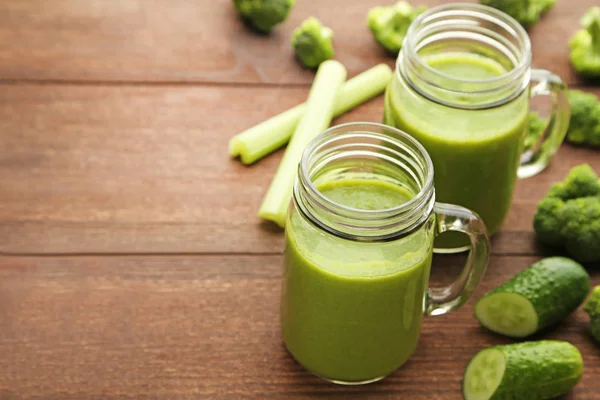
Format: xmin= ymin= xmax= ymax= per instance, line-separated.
xmin=518 ymin=69 xmax=571 ymax=179
xmin=425 ymin=203 xmax=490 ymax=316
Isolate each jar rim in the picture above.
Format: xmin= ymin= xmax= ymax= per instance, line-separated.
xmin=401 ymin=2 xmax=531 ymax=85
xmin=296 ymin=122 xmax=435 ymax=241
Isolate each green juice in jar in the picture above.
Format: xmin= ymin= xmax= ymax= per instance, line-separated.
xmin=384 ymin=52 xmax=529 ymax=247
xmin=281 ymin=179 xmax=434 ymax=383
xmin=279 ymin=121 xmax=491 ymax=385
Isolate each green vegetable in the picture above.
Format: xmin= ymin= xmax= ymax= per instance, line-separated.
xmin=463 ymin=341 xmax=583 ymax=400
xmin=570 ymin=7 xmax=600 ymax=78
xmin=480 ymin=0 xmax=555 ymax=28
xmin=475 ymin=257 xmax=590 ymax=338
xmin=233 ymin=0 xmax=295 ymax=33
xmin=545 ymin=165 xmax=600 ymax=200
xmin=567 ymin=90 xmax=600 ymax=147
xmin=523 ymin=112 xmax=546 ymax=152
xmin=367 ymin=1 xmax=426 ymax=54
xmin=585 ymin=286 xmax=600 ymax=314
xmin=229 ymin=64 xmax=393 ymax=164
xmin=559 ymin=197 xmax=600 ymax=261
xmin=291 ymin=17 xmax=334 ymax=69
xmin=584 ymin=286 xmax=600 ymax=341
xmin=258 ymin=60 xmax=347 ymax=227
xmin=533 ymin=164 xmax=600 ymax=263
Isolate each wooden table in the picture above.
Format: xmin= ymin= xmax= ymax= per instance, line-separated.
xmin=0 ymin=0 xmax=598 ymax=398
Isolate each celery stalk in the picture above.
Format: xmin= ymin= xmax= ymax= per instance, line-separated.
xmin=229 ymin=104 xmax=304 ymax=164
xmin=334 ymin=63 xmax=394 ymax=114
xmin=229 ymin=63 xmax=393 ymax=164
xmin=258 ymin=60 xmax=347 ymax=227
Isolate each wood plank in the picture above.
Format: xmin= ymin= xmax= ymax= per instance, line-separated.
xmin=0 ymin=206 xmax=546 ymax=256
xmin=0 ymin=0 xmax=596 ymax=85
xmin=1 ymin=84 xmax=599 ymax=255
xmin=0 ymin=254 xmax=597 ymax=399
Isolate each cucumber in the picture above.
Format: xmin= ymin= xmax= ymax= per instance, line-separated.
xmin=463 ymin=340 xmax=583 ymax=400
xmin=474 ymin=257 xmax=590 ymax=338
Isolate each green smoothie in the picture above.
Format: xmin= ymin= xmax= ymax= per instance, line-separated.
xmin=384 ymin=52 xmax=529 ymax=244
xmin=281 ymin=179 xmax=434 ymax=383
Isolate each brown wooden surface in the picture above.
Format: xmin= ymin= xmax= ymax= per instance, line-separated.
xmin=0 ymin=255 xmax=598 ymax=400
xmin=0 ymin=1 xmax=599 ymax=399
xmin=0 ymin=0 xmax=597 ymax=86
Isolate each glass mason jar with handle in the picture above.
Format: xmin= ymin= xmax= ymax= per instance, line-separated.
xmin=280 ymin=122 xmax=490 ymax=385
xmin=384 ymin=3 xmax=570 ymax=252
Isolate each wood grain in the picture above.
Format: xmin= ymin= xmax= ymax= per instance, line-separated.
xmin=1 ymin=1 xmax=600 ymax=398
xmin=0 ymin=0 xmax=597 ymax=85
xmin=1 ymin=84 xmax=599 ymax=255
xmin=0 ymin=254 xmax=597 ymax=399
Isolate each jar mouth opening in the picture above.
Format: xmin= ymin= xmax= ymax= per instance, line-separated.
xmin=401 ymin=2 xmax=531 ymax=85
xmin=298 ymin=122 xmax=435 ymax=237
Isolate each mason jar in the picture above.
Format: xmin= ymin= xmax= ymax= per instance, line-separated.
xmin=384 ymin=3 xmax=570 ymax=252
xmin=280 ymin=122 xmax=490 ymax=385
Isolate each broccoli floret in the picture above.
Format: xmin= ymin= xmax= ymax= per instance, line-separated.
xmin=522 ymin=91 xmax=600 ymax=154
xmin=567 ymin=90 xmax=600 ymax=147
xmin=591 ymin=318 xmax=600 ymax=342
xmin=569 ymin=7 xmax=600 ymax=78
xmin=533 ymin=197 xmax=566 ymax=246
xmin=584 ymin=286 xmax=600 ymax=341
xmin=533 ymin=164 xmax=600 ymax=263
xmin=546 ymin=164 xmax=600 ymax=200
xmin=523 ymin=112 xmax=547 ymax=152
xmin=560 ymin=197 xmax=600 ymax=262
xmin=480 ymin=0 xmax=555 ymax=28
xmin=585 ymin=286 xmax=600 ymax=314
xmin=367 ymin=1 xmax=426 ymax=54
xmin=233 ymin=0 xmax=295 ymax=33
xmin=291 ymin=18 xmax=334 ymax=69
